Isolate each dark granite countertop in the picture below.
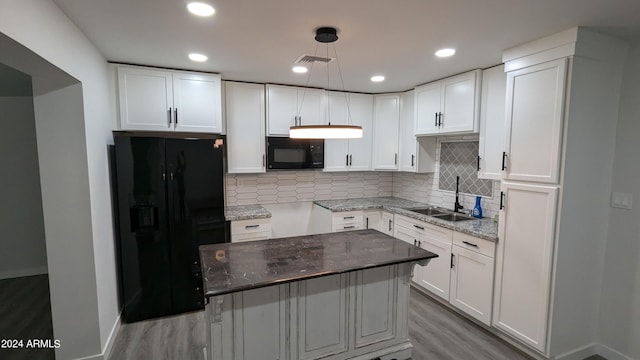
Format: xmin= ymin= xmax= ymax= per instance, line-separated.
xmin=200 ymin=229 xmax=437 ymax=297
xmin=225 ymin=204 xmax=271 ymax=221
xmin=314 ymin=197 xmax=499 ymax=242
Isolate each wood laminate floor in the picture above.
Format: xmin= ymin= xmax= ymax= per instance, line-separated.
xmin=108 ymin=288 xmax=540 ymax=360
xmin=0 ymin=275 xmax=55 ymax=360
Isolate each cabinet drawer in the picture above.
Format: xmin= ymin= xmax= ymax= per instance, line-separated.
xmin=232 ymin=232 xmax=271 ymax=242
xmin=395 ymin=215 xmax=452 ymax=243
xmin=332 ymin=211 xmax=364 ymax=225
xmin=332 ymin=223 xmax=364 ymax=232
xmin=453 ymin=231 xmax=495 ymax=258
xmin=231 ymin=218 xmax=272 ymax=236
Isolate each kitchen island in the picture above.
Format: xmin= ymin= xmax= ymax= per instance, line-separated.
xmin=199 ymin=229 xmax=437 ymax=360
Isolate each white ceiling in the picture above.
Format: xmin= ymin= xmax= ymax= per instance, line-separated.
xmin=53 ymin=0 xmax=640 ymax=93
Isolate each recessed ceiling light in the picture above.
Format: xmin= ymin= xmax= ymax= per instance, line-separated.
xmin=371 ymin=75 xmax=385 ymax=82
xmin=187 ymin=2 xmax=215 ymax=17
xmin=188 ymin=53 xmax=208 ymax=62
xmin=435 ymin=48 xmax=456 ymax=58
xmin=292 ymin=66 xmax=308 ymax=74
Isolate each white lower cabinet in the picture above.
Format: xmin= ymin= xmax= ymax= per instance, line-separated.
xmin=363 ymin=210 xmax=382 ymax=231
xmin=332 ymin=211 xmax=365 ymax=232
xmin=493 ymin=181 xmax=558 ymax=352
xmin=231 ymin=285 xmax=288 ymax=360
xmin=450 ymin=232 xmax=496 ymax=326
xmin=380 ymin=211 xmax=394 ymax=236
xmin=207 ymin=265 xmax=414 ymax=360
xmin=294 ymin=274 xmax=350 ymax=359
xmin=393 ymin=214 xmax=496 ymax=325
xmin=230 ymin=218 xmax=272 ymax=242
xmin=394 ymin=215 xmax=453 ymax=301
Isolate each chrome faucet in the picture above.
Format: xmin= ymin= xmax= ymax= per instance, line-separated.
xmin=454 ymin=176 xmax=464 ymax=213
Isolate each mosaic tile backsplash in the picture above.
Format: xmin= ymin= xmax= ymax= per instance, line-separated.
xmin=226 ymin=171 xmax=393 ymax=206
xmin=439 ymin=141 xmax=493 ymax=197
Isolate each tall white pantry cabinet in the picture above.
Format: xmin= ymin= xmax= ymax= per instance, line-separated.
xmin=493 ymin=28 xmax=627 ymax=357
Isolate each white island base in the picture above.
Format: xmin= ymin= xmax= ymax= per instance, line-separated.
xmin=204 ymin=263 xmax=421 ymax=360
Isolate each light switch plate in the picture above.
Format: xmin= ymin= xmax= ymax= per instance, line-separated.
xmin=611 ymin=192 xmax=633 ymax=210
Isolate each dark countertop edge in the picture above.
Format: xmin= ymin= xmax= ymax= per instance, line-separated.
xmin=224 ymin=212 xmax=272 ymax=221
xmin=204 ymin=255 xmax=435 ymax=298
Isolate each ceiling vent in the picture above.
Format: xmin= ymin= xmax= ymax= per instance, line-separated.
xmin=295 ymin=54 xmax=334 ymax=64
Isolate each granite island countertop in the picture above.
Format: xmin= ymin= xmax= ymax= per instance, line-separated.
xmin=225 ymin=204 xmax=271 ymax=221
xmin=314 ymin=197 xmax=499 ymax=242
xmin=199 ymin=229 xmax=437 ymax=297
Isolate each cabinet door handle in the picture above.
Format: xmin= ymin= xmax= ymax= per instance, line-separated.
xmin=366 ymin=217 xmax=369 ymax=229
xmin=349 ymin=154 xmax=352 ymax=166
xmin=346 ymin=154 xmax=349 ymax=166
xmin=414 ymin=239 xmax=417 ymax=246
xmin=418 ymin=240 xmax=422 ymax=247
xmin=168 ymin=108 xmax=172 ymax=126
xmin=174 ymin=108 xmax=178 ymax=126
xmin=263 ymin=154 xmax=265 ymax=167
xmin=434 ymin=112 xmax=438 ymax=127
xmin=394 ymin=153 xmax=398 ymax=165
xmin=477 ymin=155 xmax=481 ymax=171
xmin=388 ymin=219 xmax=392 ymax=231
xmin=502 ymin=152 xmax=507 ymax=171
xmin=500 ymin=191 xmax=505 ymax=210
xmin=462 ymin=241 xmax=479 ymax=248
xmin=411 ymin=154 xmax=415 ymax=167
xmin=343 ymin=216 xmax=355 ymax=220
xmin=451 ymin=253 xmax=455 ymax=268
xmin=245 ymin=225 xmax=260 ymax=229
xmin=438 ymin=112 xmax=443 ymax=127
xmin=413 ymin=224 xmax=424 ymax=230
xmin=343 ymin=225 xmax=355 ymax=230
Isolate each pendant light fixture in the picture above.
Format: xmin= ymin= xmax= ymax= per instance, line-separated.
xmin=289 ymin=27 xmax=363 ymax=139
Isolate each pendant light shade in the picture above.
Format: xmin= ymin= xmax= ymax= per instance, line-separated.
xmin=289 ymin=27 xmax=363 ymax=140
xmin=289 ymin=124 xmax=363 ymax=139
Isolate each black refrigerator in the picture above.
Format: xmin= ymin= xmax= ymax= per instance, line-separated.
xmin=112 ymin=133 xmax=227 ymax=323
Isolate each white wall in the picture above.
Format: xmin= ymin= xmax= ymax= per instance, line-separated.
xmin=0 ymin=96 xmax=48 ymax=279
xmin=599 ymin=41 xmax=640 ymax=360
xmin=0 ymin=0 xmax=118 ymax=359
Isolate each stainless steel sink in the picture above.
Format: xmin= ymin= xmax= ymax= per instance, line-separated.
xmin=409 ymin=207 xmax=447 ymax=216
xmin=431 ymin=213 xmax=476 ymax=222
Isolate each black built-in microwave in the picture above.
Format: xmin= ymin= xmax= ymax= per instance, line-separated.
xmin=266 ymin=137 xmax=324 ymax=170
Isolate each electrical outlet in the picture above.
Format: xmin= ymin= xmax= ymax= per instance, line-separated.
xmin=611 ymin=192 xmax=633 ymax=210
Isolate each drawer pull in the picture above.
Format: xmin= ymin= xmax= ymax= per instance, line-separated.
xmin=413 ymin=224 xmax=425 ymax=230
xmin=462 ymin=240 xmax=478 ymax=248
xmin=343 ymin=216 xmax=355 ymax=220
xmin=343 ymin=225 xmax=355 ymax=229
xmin=245 ymin=225 xmax=260 ymax=229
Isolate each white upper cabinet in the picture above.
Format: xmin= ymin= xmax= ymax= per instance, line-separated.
xmin=117 ymin=65 xmax=222 ymax=133
xmin=503 ymin=59 xmax=567 ymax=184
xmin=266 ymin=84 xmax=326 ymax=136
xmin=225 ymin=81 xmax=266 ymax=173
xmin=414 ymin=70 xmax=481 ymax=136
xmin=478 ymin=64 xmax=507 ymax=180
xmin=414 ymin=82 xmax=441 ymax=135
xmin=324 ymin=92 xmax=373 ymax=172
xmin=399 ymin=90 xmax=436 ymax=173
xmin=372 ymin=94 xmax=400 ymax=170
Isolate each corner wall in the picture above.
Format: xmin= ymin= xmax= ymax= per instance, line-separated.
xmin=599 ymin=40 xmax=640 ymax=360
xmin=0 ymin=0 xmax=119 ymax=358
xmin=0 ymin=96 xmax=48 ymax=279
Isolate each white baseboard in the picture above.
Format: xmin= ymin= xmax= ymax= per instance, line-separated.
xmin=71 ymin=313 xmax=121 ymax=360
xmin=102 ymin=314 xmax=121 ymax=360
xmin=596 ymin=343 xmax=636 ymax=360
xmin=554 ymin=343 xmax=636 ymax=360
xmin=0 ymin=266 xmax=48 ymax=280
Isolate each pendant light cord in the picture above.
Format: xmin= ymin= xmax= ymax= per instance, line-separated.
xmin=332 ymin=42 xmax=353 ymax=127
xmin=296 ymin=42 xmax=319 ymax=124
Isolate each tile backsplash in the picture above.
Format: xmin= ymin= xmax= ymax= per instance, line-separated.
xmin=439 ymin=141 xmax=493 ymax=196
xmin=226 ymin=171 xmax=393 ymax=206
